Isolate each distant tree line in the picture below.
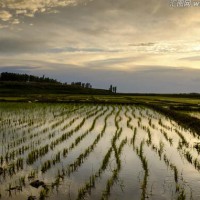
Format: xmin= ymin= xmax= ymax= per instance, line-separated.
xmin=0 ymin=72 xmax=94 ymax=89
xmin=0 ymin=72 xmax=117 ymax=92
xmin=71 ymin=82 xmax=92 ymax=89
xmin=0 ymin=72 xmax=58 ymax=83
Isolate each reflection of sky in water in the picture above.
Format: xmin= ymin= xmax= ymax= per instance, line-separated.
xmin=188 ymin=112 xmax=200 ymax=120
xmin=1 ymin=105 xmax=200 ymax=199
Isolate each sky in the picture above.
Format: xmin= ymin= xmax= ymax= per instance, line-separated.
xmin=0 ymin=0 xmax=200 ymax=93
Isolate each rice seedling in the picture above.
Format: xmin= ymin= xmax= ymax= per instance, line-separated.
xmin=0 ymin=103 xmax=199 ymax=199
xmin=101 ymin=138 xmax=128 ymax=200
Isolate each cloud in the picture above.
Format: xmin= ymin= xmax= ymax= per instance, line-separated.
xmin=0 ymin=37 xmax=49 ymax=54
xmin=180 ymin=56 xmax=200 ymax=61
xmin=0 ymin=0 xmax=200 ymax=92
xmin=0 ymin=10 xmax=12 ymax=21
xmin=129 ymin=43 xmax=155 ymax=47
xmin=1 ymin=0 xmax=200 ymax=54
xmin=49 ymin=47 xmax=118 ymax=53
xmin=0 ymin=0 xmax=92 ymax=23
xmin=0 ymin=65 xmax=41 ymax=72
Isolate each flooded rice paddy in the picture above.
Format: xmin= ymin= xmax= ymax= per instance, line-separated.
xmin=187 ymin=112 xmax=200 ymax=120
xmin=0 ymin=103 xmax=200 ymax=200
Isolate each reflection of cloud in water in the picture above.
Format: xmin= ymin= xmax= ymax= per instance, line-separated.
xmin=0 ymin=0 xmax=92 ymax=23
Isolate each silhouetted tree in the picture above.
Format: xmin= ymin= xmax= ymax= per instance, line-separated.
xmin=86 ymin=83 xmax=92 ymax=88
xmin=113 ymin=86 xmax=117 ymax=93
xmin=109 ymin=85 xmax=113 ymax=92
xmin=71 ymin=82 xmax=92 ymax=89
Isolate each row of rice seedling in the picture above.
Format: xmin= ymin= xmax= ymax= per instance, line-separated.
xmin=126 ymin=111 xmax=149 ymax=200
xmin=1 ymin=103 xmax=200 ymax=199
xmin=149 ymin=136 xmax=192 ymax=200
xmin=131 ymin=106 xmax=196 ymax=199
xmin=76 ymin=108 xmax=123 ymax=200
xmin=0 ymin=105 xmax=92 ymax=181
xmin=40 ymin=107 xmax=113 ymax=174
xmin=1 ymin=105 xmax=95 ymax=174
xmin=1 ymin=103 xmax=82 ymax=144
xmin=127 ymin=108 xmax=183 ymax=199
xmin=23 ymin=107 xmax=99 ymax=164
xmin=1 ymin=104 xmax=85 ymax=158
xmin=64 ymin=107 xmax=115 ymax=175
xmin=0 ymin=104 xmax=55 ymax=141
xmin=49 ymin=106 xmax=103 ymax=150
xmin=101 ymin=137 xmax=128 ymax=200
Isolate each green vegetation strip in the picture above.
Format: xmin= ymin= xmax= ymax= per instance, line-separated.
xmin=145 ymin=104 xmax=200 ymax=136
